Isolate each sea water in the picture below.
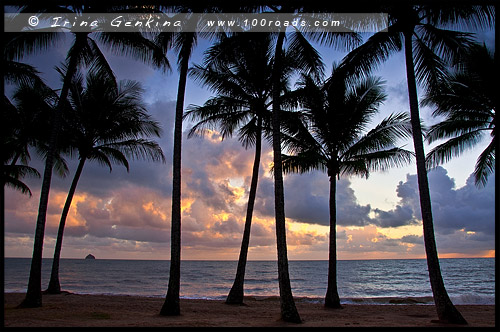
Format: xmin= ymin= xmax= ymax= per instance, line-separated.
xmin=4 ymin=258 xmax=495 ymax=305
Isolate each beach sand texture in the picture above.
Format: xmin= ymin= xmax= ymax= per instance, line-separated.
xmin=3 ymin=292 xmax=495 ymax=327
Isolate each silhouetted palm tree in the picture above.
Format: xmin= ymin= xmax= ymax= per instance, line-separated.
xmin=340 ymin=3 xmax=494 ymax=324
xmin=283 ymin=66 xmax=413 ymax=308
xmin=423 ymin=43 xmax=495 ymax=187
xmin=3 ymin=82 xmax=70 ymax=199
xmin=2 ymin=95 xmax=41 ymax=196
xmin=155 ymin=5 xmax=200 ymax=316
xmin=266 ymin=3 xmax=364 ymax=321
xmin=3 ymin=16 xmax=61 ymax=88
xmin=268 ymin=6 xmax=326 ymax=323
xmin=46 ymin=63 xmax=165 ymax=294
xmin=154 ymin=3 xmax=241 ymax=315
xmin=2 ymin=90 xmax=44 ymax=197
xmin=17 ymin=4 xmax=168 ymax=308
xmin=1 ymin=164 xmax=40 ymax=197
xmin=5 ymin=81 xmax=70 ymax=175
xmin=185 ymin=32 xmax=302 ymax=305
xmin=2 ymin=22 xmax=62 ymax=248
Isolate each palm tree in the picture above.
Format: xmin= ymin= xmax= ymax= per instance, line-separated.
xmin=3 ymin=15 xmax=61 ymax=88
xmin=18 ymin=4 xmax=169 ymax=308
xmin=2 ymin=81 xmax=68 ymax=269
xmin=340 ymin=3 xmax=494 ymax=324
xmin=282 ymin=66 xmax=413 ymax=308
xmin=5 ymin=79 xmax=70 ymax=176
xmin=45 ymin=63 xmax=165 ymax=294
xmin=266 ymin=3 xmax=366 ymax=321
xmin=3 ymin=82 xmax=69 ymax=200
xmin=155 ymin=7 xmax=198 ymax=316
xmin=184 ymin=32 xmax=303 ymax=305
xmin=1 ymin=96 xmax=41 ymax=196
xmin=2 ymin=23 xmax=62 ymax=249
xmin=156 ymin=4 xmax=339 ymax=317
xmin=2 ymin=92 xmax=43 ymax=198
xmin=154 ymin=3 xmax=235 ymax=315
xmin=270 ymin=27 xmax=303 ymax=324
xmin=423 ymin=43 xmax=495 ymax=187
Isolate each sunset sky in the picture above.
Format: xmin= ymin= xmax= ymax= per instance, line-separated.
xmin=4 ymin=18 xmax=495 ymax=261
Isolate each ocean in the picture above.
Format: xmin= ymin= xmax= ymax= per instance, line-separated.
xmin=4 ymin=258 xmax=495 ymax=305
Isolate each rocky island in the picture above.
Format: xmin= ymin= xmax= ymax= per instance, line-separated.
xmin=85 ymin=254 xmax=96 ymax=260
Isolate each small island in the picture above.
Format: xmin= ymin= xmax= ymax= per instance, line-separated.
xmin=85 ymin=254 xmax=96 ymax=260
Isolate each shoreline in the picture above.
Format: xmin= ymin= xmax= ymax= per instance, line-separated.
xmin=3 ymin=292 xmax=496 ymax=327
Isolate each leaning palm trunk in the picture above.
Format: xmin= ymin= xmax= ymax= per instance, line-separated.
xmin=47 ymin=158 xmax=86 ymax=294
xmin=271 ymin=30 xmax=301 ymax=324
xmin=324 ymin=173 xmax=341 ymax=308
xmin=226 ymin=117 xmax=263 ymax=304
xmin=160 ymin=37 xmax=192 ymax=317
xmin=20 ymin=32 xmax=88 ymax=308
xmin=403 ymin=31 xmax=467 ymax=325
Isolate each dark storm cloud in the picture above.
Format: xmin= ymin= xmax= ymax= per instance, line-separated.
xmin=336 ymin=178 xmax=373 ymax=226
xmin=254 ymin=160 xmax=494 ymax=246
xmin=371 ymin=167 xmax=495 ymax=237
xmin=372 ymin=205 xmax=416 ymax=228
xmin=282 ymin=172 xmax=330 ymax=225
xmin=254 ymin=170 xmax=373 ymax=227
xmin=400 ymin=234 xmax=423 ymax=244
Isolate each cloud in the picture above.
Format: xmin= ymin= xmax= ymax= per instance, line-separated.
xmin=282 ymin=172 xmax=330 ymax=225
xmin=335 ymin=225 xmax=424 ymax=259
xmin=5 ymin=80 xmax=494 ymax=260
xmin=375 ymin=166 xmax=495 ymax=236
xmin=336 ymin=178 xmax=373 ymax=226
xmin=372 ymin=205 xmax=416 ymax=228
xmin=254 ymin=169 xmax=373 ymax=228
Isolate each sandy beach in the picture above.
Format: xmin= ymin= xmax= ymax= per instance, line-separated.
xmin=3 ymin=292 xmax=496 ymax=327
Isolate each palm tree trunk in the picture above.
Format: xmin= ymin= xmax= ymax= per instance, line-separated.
xmin=10 ymin=152 xmax=21 ymax=166
xmin=403 ymin=31 xmax=467 ymax=325
xmin=1 ymin=164 xmax=4 ymax=251
xmin=20 ymin=32 xmax=87 ymax=308
xmin=324 ymin=174 xmax=342 ymax=308
xmin=161 ymin=35 xmax=193 ymax=316
xmin=271 ymin=30 xmax=301 ymax=324
xmin=46 ymin=157 xmax=86 ymax=294
xmin=226 ymin=116 xmax=263 ymax=305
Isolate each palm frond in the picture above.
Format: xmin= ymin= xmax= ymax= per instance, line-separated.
xmin=303 ymin=30 xmax=362 ymax=51
xmin=96 ymin=32 xmax=170 ymax=71
xmin=346 ymin=148 xmax=414 ymax=177
xmin=237 ymin=117 xmax=259 ymax=149
xmin=417 ymin=24 xmax=475 ymax=68
xmin=340 ymin=23 xmax=403 ymax=80
xmin=426 ymin=119 xmax=490 ymax=144
xmin=3 ymin=61 xmax=44 ymax=86
xmin=425 ymin=129 xmax=484 ymax=169
xmin=87 ymin=149 xmax=117 ymax=172
xmin=348 ymin=112 xmax=412 ymax=158
xmin=3 ymin=30 xmax=63 ymax=62
xmin=101 ymin=139 xmax=166 ymax=164
xmin=474 ymin=138 xmax=495 ymax=187
xmin=425 ymin=5 xmax=495 ymax=31
xmin=281 ymin=151 xmax=326 ymax=175
xmin=285 ymin=31 xmax=325 ymax=80
xmin=412 ymin=34 xmax=448 ymax=91
xmin=3 ymin=164 xmax=41 ymax=196
xmin=185 ymin=100 xmax=252 ymax=140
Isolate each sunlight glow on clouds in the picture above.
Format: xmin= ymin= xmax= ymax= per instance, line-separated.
xmin=5 ymin=37 xmax=495 ymax=261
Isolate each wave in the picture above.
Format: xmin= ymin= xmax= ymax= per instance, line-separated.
xmin=5 ymin=290 xmax=494 ymax=305
xmin=450 ymin=294 xmax=496 ymax=305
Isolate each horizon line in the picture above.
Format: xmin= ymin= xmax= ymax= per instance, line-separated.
xmin=5 ymin=256 xmax=493 ymax=261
